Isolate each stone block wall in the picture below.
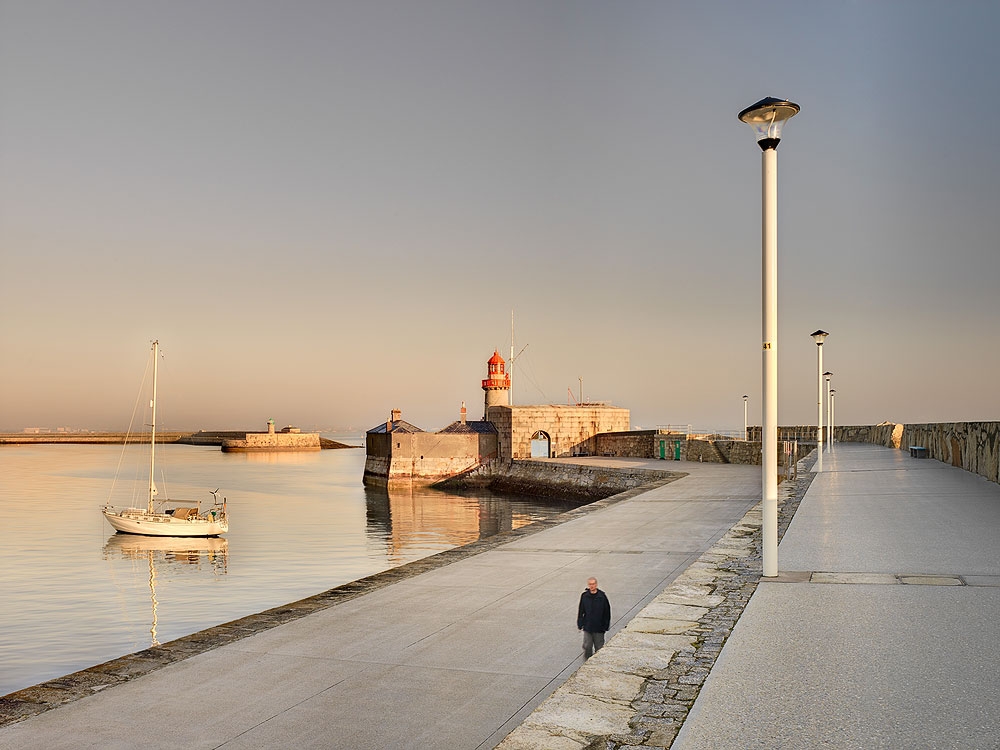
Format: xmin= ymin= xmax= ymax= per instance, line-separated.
xmin=221 ymin=431 xmax=320 ymax=452
xmin=830 ymin=423 xmax=903 ymax=448
xmin=897 ymin=422 xmax=999 ymax=483
xmin=749 ymin=421 xmax=999 ymax=485
xmin=487 ymin=405 xmax=630 ymax=461
xmin=593 ymin=430 xmax=660 ymax=458
xmin=363 ymin=431 xmax=498 ymax=485
xmin=452 ymin=459 xmax=684 ymax=501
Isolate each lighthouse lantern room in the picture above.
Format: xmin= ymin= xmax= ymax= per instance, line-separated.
xmin=482 ymin=350 xmax=511 ymax=417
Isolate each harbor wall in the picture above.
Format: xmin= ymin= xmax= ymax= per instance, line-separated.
xmin=221 ymin=432 xmax=321 ymax=452
xmin=438 ymin=459 xmax=685 ymax=501
xmin=0 ymin=432 xmax=203 ymax=445
xmin=893 ymin=422 xmax=999 ymax=483
xmin=748 ymin=422 xmax=999 ymax=484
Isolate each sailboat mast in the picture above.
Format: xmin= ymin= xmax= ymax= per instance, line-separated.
xmin=148 ymin=340 xmax=158 ymax=513
xmin=510 ymin=310 xmax=514 ymax=406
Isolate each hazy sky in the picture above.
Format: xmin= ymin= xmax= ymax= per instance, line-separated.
xmin=2 ymin=1 xmax=999 ymax=433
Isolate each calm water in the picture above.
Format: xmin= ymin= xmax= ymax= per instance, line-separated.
xmin=0 ymin=440 xmax=584 ymax=697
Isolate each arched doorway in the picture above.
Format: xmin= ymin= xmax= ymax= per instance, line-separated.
xmin=530 ymin=430 xmax=551 ymax=458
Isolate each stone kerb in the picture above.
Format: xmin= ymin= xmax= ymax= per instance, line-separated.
xmin=497 ymin=463 xmax=813 ymax=750
xmin=496 ymin=506 xmax=764 ymax=750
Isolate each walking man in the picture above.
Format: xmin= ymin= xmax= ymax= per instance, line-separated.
xmin=577 ymin=576 xmax=611 ymax=658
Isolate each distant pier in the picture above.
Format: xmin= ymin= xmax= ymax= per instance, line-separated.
xmin=0 ymin=432 xmax=358 ymax=449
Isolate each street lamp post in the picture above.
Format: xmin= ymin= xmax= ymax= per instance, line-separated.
xmin=743 ymin=394 xmax=749 ymax=440
xmin=830 ymin=389 xmax=836 ymax=448
xmin=824 ymin=371 xmax=833 ymax=452
xmin=740 ymin=96 xmax=800 ymax=578
xmin=811 ymin=330 xmax=829 ymax=471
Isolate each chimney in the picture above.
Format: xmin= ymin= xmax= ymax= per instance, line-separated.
xmin=390 ymin=408 xmax=402 ymax=427
xmin=460 ymin=401 xmax=467 ymax=425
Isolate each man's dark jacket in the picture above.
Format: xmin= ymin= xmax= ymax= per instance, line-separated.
xmin=577 ymin=588 xmax=611 ymax=633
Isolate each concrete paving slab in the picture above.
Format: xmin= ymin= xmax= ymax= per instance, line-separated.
xmin=779 ymin=447 xmax=1000 ymax=575
xmin=223 ymin=663 xmax=552 ymax=750
xmin=674 ymin=583 xmax=1000 ymax=749
xmin=672 ymin=444 xmax=1000 ymax=749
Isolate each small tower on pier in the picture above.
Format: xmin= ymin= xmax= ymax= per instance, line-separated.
xmin=482 ymin=350 xmax=511 ymax=418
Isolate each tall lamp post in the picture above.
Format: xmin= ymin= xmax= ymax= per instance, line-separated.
xmin=740 ymin=96 xmax=800 ymax=578
xmin=823 ymin=371 xmax=833 ymax=452
xmin=743 ymin=394 xmax=749 ymax=440
xmin=830 ymin=388 xmax=836 ymax=448
xmin=811 ymin=330 xmax=829 ymax=471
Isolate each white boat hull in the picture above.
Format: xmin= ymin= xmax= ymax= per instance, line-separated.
xmin=103 ymin=508 xmax=228 ymax=537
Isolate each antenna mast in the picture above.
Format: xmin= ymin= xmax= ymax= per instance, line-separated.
xmin=510 ymin=310 xmax=514 ymax=406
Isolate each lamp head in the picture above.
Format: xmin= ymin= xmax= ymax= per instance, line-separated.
xmin=743 ymin=394 xmax=748 ymax=401
xmin=811 ymin=329 xmax=829 ymax=345
xmin=824 ymin=371 xmax=833 ymax=381
xmin=739 ymin=97 xmax=800 ymax=150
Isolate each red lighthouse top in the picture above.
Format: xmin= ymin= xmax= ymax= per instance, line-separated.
xmin=482 ymin=350 xmax=511 ymax=390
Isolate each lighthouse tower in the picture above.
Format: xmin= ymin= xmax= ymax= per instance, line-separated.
xmin=482 ymin=350 xmax=511 ymax=418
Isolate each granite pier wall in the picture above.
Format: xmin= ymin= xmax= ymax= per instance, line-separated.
xmin=748 ymin=422 xmax=1000 ymax=485
xmin=437 ymin=459 xmax=685 ymax=502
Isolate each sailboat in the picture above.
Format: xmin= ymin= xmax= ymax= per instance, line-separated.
xmin=102 ymin=340 xmax=229 ymax=537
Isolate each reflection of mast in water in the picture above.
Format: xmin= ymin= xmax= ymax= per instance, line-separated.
xmin=147 ymin=551 xmax=159 ymax=645
xmin=104 ymin=535 xmax=229 ymax=648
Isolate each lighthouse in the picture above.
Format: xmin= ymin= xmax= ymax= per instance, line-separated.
xmin=481 ymin=350 xmax=511 ymax=418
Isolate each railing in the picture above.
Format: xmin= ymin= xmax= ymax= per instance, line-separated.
xmin=654 ymin=425 xmax=749 ymax=441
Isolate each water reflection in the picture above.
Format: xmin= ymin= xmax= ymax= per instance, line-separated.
xmin=230 ymin=451 xmax=321 ymax=465
xmin=103 ymin=535 xmax=229 ymax=646
xmin=0 ymin=445 xmax=593 ymax=697
xmin=364 ymin=485 xmax=560 ymax=564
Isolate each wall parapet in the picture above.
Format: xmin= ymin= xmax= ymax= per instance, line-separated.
xmin=748 ymin=422 xmax=999 ymax=485
xmin=896 ymin=422 xmax=999 ymax=484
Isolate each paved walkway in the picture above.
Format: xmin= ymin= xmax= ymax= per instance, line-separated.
xmin=500 ymin=443 xmax=1000 ymax=749
xmin=673 ymin=443 xmax=1000 ymax=749
xmin=0 ymin=459 xmax=761 ymax=750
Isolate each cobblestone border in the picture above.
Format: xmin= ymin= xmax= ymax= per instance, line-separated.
xmin=0 ymin=471 xmax=684 ymax=728
xmin=498 ymin=459 xmax=816 ymax=750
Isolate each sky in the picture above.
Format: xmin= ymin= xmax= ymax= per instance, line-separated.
xmin=2 ymin=1 xmax=999 ymax=434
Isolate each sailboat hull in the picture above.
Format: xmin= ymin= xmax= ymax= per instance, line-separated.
xmin=103 ymin=509 xmax=228 ymax=537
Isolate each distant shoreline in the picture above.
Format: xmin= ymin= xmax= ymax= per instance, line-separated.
xmin=0 ymin=432 xmax=360 ymax=449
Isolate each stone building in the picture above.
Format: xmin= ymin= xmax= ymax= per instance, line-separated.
xmin=486 ymin=404 xmax=630 ymax=460
xmin=364 ymin=351 xmax=630 ymax=483
xmin=363 ymin=405 xmax=498 ymax=486
xmin=221 ymin=418 xmax=321 ymax=452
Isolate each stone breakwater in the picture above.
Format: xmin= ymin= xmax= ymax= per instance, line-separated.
xmin=0 ymin=432 xmax=357 ymax=450
xmin=744 ymin=421 xmax=1000 ymax=485
xmin=826 ymin=422 xmax=999 ymax=485
xmin=497 ymin=458 xmax=815 ymax=750
xmin=436 ymin=459 xmax=686 ymax=501
xmin=894 ymin=422 xmax=999 ymax=483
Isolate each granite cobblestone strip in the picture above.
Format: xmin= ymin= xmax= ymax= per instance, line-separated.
xmin=0 ymin=472 xmax=682 ymax=728
xmin=498 ymin=462 xmax=815 ymax=750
